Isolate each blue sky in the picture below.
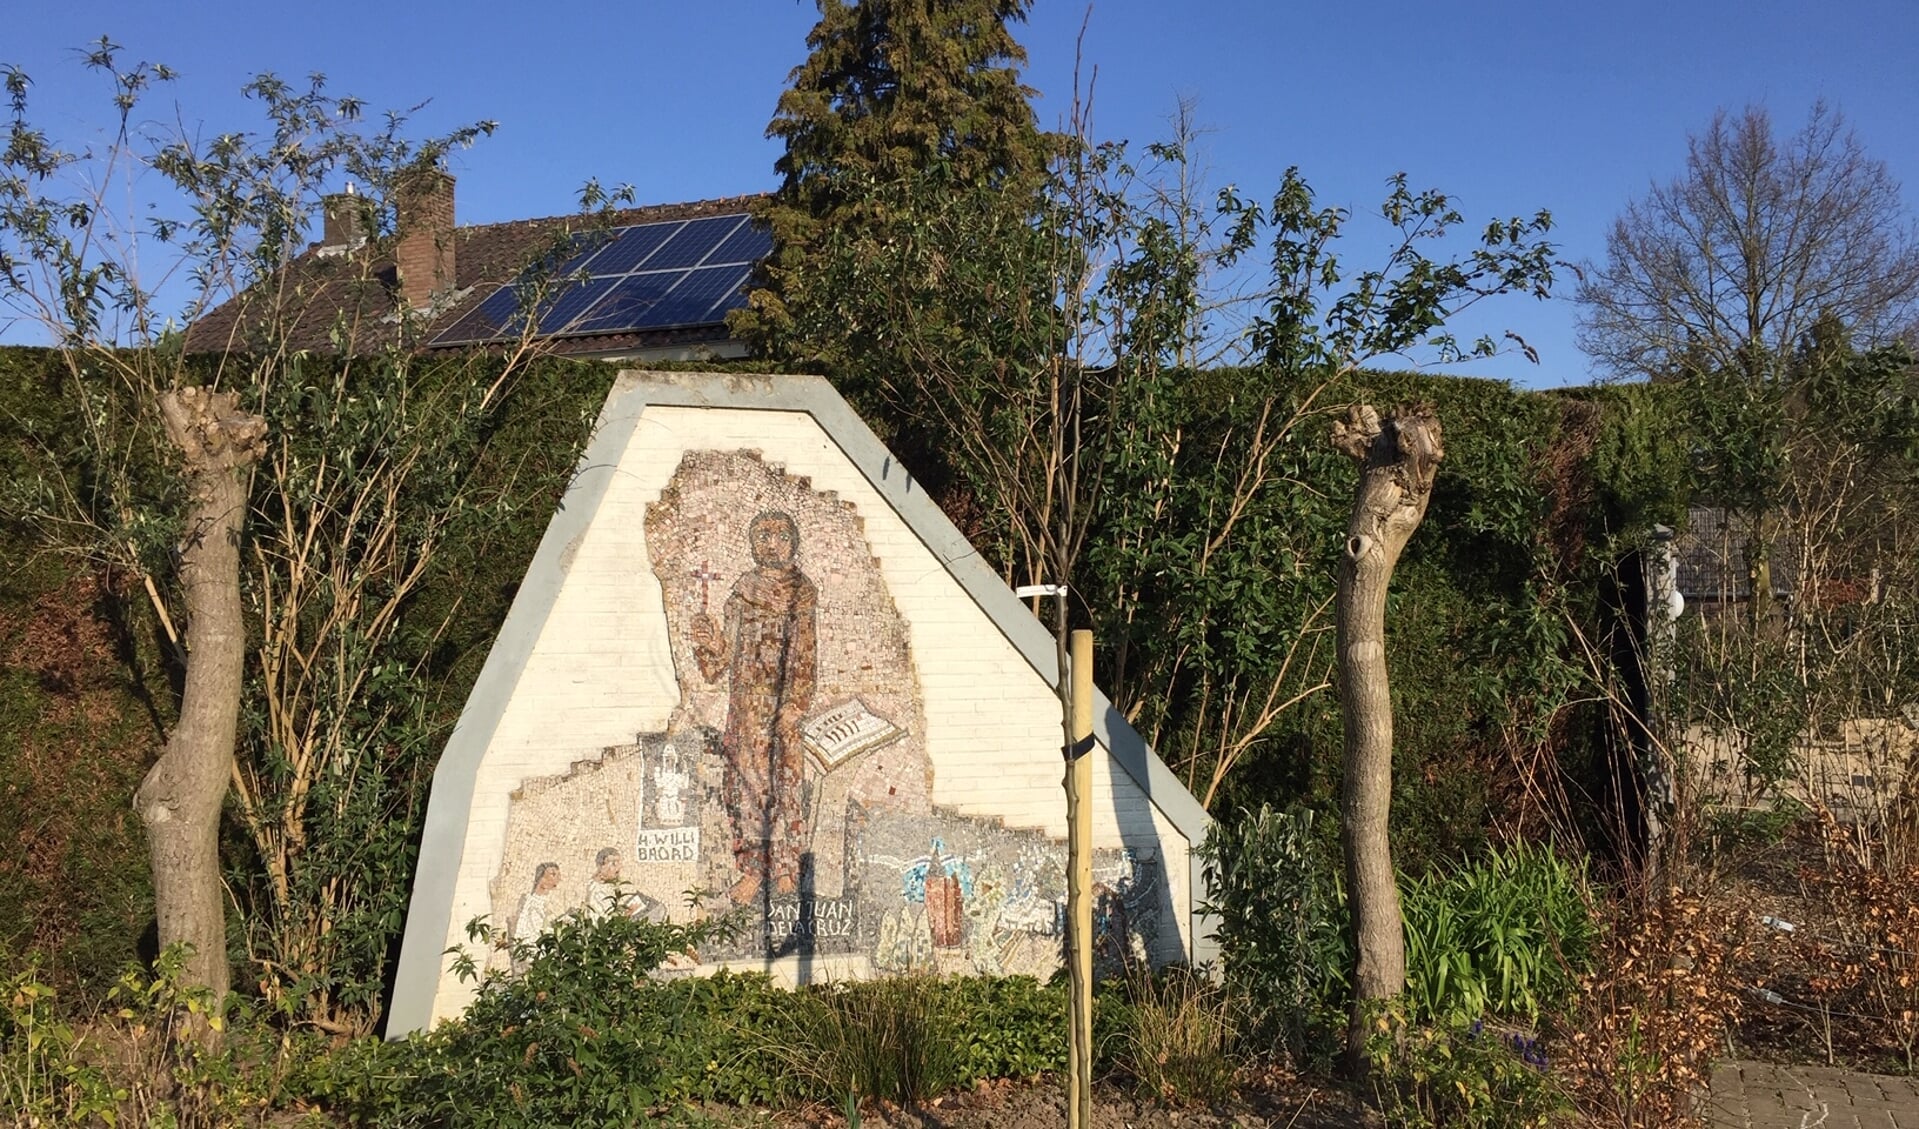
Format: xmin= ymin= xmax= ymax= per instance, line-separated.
xmin=10 ymin=0 xmax=1918 ymax=386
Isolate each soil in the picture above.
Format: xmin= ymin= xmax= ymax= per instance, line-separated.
xmin=1711 ymin=814 xmax=1918 ymax=1075
xmin=736 ymin=1075 xmax=1376 ymax=1129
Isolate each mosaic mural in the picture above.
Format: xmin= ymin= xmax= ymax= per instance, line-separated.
xmin=486 ymin=449 xmax=1166 ymax=976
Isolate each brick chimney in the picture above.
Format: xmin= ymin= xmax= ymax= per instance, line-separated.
xmin=394 ymin=168 xmax=456 ymax=310
xmin=319 ymin=183 xmax=367 ymax=250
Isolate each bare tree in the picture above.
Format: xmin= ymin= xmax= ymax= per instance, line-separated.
xmin=1577 ymin=102 xmax=1919 ymax=382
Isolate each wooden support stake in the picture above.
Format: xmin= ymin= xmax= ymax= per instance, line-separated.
xmin=1066 ymin=628 xmax=1094 ymax=1129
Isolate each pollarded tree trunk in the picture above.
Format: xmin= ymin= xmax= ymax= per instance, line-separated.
xmin=136 ymin=386 xmax=267 ymax=1011
xmin=1331 ymin=403 xmax=1444 ymax=1071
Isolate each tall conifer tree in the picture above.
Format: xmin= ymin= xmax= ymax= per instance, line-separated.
xmin=735 ymin=0 xmax=1053 ymax=374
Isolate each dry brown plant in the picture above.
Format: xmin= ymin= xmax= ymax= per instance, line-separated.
xmin=1553 ymin=888 xmax=1750 ymax=1128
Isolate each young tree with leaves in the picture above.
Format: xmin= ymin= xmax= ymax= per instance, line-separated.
xmin=748 ymin=14 xmax=1560 ymax=1075
xmin=0 ymin=43 xmax=507 ymax=1022
xmin=1229 ymin=171 xmax=1557 ymax=1068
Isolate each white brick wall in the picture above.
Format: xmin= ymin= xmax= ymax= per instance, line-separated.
xmin=426 ymin=404 xmax=1190 ymax=1022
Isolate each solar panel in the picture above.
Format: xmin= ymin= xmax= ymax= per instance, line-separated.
xmin=707 ymin=222 xmax=773 ymax=266
xmin=533 ymin=276 xmax=619 ymax=334
xmin=573 ymin=273 xmax=679 ymax=335
xmin=429 ymin=211 xmax=767 ymax=347
xmin=709 ymin=271 xmax=756 ymax=319
xmin=645 ymin=215 xmax=748 ymax=270
xmin=577 ymin=223 xmax=679 ymax=275
xmin=645 ymin=264 xmax=754 ymax=328
xmin=433 ymin=283 xmax=523 ymax=344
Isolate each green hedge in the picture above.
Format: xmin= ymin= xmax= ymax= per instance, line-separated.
xmin=0 ymin=347 xmax=628 ymax=1010
xmin=1076 ymin=365 xmax=1686 ymax=870
xmin=1 ymin=342 xmax=1690 ymax=1017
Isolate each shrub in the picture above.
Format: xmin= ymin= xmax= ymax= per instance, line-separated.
xmin=0 ymin=964 xmax=121 ymax=1125
xmin=1198 ymin=804 xmax=1348 ymax=1063
xmin=1365 ymin=1011 xmax=1564 ymax=1129
xmin=1791 ymin=816 xmax=1919 ymax=1071
xmin=940 ymin=974 xmax=1068 ymax=1082
xmin=778 ymin=974 xmax=1071 ymax=1111
xmin=778 ymin=976 xmax=965 ymax=1109
xmin=1551 ymin=888 xmax=1747 ymax=1128
xmin=1 ymin=945 xmax=309 ymax=1128
xmin=1203 ymin=807 xmax=1595 ymax=1068
xmin=321 ymin=908 xmax=792 ymax=1126
xmin=318 ymin=911 xmax=1080 ymax=1125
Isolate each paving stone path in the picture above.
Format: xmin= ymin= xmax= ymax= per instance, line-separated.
xmin=1711 ymin=1061 xmax=1919 ymax=1128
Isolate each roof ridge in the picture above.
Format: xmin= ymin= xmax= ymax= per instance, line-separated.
xmin=451 ymin=192 xmax=771 ymax=237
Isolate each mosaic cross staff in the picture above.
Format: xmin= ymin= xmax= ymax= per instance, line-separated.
xmin=690 ymin=561 xmax=722 ymax=612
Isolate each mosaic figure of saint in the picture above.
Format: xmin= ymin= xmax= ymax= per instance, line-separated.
xmin=691 ymin=510 xmax=819 ymax=905
xmin=653 ymin=741 xmax=689 ymax=825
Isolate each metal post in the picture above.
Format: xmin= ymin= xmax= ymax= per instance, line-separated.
xmin=1065 ymin=628 xmax=1094 ymax=1129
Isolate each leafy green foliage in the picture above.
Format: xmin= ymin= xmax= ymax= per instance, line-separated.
xmin=777 ymin=976 xmax=967 ymax=1109
xmin=737 ymin=0 xmax=1053 ymax=377
xmin=1112 ymin=362 xmax=1622 ymax=863
xmin=1399 ymin=842 xmax=1595 ymax=1025
xmin=1203 ymin=816 xmax=1594 ymax=1065
xmin=0 ymin=549 xmax=159 ymax=992
xmin=746 ymin=3 xmax=1609 ymax=867
xmin=0 ymin=964 xmax=122 ymax=1125
xmin=939 ymin=974 xmax=1070 ymax=1082
xmin=1 ymin=944 xmax=315 ymax=1127
xmin=1667 ymin=330 xmax=1919 ymax=799
xmin=1065 ymin=156 xmax=1568 ymax=826
xmin=232 ymin=353 xmax=612 ymax=1031
xmin=1576 ymin=382 xmax=1690 ymax=538
xmin=322 ymin=910 xmax=1082 ymax=1125
xmin=0 ymin=345 xmax=616 ymax=1026
xmin=1 ymin=40 xmax=493 ymax=347
xmin=326 ymin=910 xmax=777 ymax=1125
xmin=1678 ymin=362 xmax=1790 ymax=514
xmin=1241 ymin=169 xmax=1556 ymax=373
xmin=0 ymin=41 xmax=574 ymax=1029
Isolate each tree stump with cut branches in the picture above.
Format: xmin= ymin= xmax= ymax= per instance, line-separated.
xmin=136 ymin=386 xmax=266 ymax=1015
xmin=1331 ymin=403 xmax=1443 ymax=1070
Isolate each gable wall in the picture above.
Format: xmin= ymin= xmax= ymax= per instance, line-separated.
xmin=393 ymin=375 xmax=1202 ymax=1030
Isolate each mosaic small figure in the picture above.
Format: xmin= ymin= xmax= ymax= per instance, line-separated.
xmin=512 ymin=861 xmax=560 ymax=972
xmin=583 ymin=846 xmax=663 ymax=922
xmin=875 ymin=903 xmax=934 ymax=972
xmin=691 ymin=510 xmax=819 ymax=905
xmin=964 ymin=865 xmax=1009 ymax=975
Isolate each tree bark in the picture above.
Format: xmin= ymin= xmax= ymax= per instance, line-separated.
xmin=1331 ymin=403 xmax=1443 ymax=1070
xmin=136 ymin=386 xmax=266 ymax=1011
